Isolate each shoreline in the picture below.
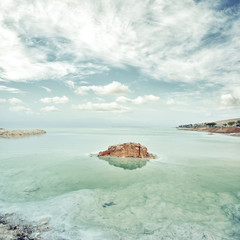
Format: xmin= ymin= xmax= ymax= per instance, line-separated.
xmin=178 ymin=126 xmax=240 ymax=137
xmin=0 ymin=213 xmax=51 ymax=240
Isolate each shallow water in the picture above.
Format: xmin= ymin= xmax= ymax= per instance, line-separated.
xmin=0 ymin=128 xmax=240 ymax=239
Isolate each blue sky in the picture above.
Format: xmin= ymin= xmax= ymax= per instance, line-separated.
xmin=0 ymin=0 xmax=240 ymax=128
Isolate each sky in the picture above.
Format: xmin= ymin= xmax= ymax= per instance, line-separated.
xmin=0 ymin=0 xmax=240 ymax=128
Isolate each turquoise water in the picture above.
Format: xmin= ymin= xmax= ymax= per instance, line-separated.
xmin=0 ymin=128 xmax=240 ymax=239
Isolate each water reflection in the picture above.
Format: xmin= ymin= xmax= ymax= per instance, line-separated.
xmin=98 ymin=156 xmax=148 ymax=170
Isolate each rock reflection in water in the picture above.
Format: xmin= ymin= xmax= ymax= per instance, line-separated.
xmin=98 ymin=156 xmax=148 ymax=170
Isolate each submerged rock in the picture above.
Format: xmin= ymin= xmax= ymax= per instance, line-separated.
xmin=98 ymin=142 xmax=156 ymax=159
xmin=102 ymin=202 xmax=116 ymax=208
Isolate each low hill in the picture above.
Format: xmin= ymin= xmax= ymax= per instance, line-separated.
xmin=214 ymin=118 xmax=240 ymax=125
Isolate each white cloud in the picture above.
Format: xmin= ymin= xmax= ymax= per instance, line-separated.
xmin=40 ymin=96 xmax=69 ymax=104
xmin=80 ymin=81 xmax=88 ymax=84
xmin=65 ymin=80 xmax=75 ymax=89
xmin=220 ymin=87 xmax=240 ymax=107
xmin=9 ymin=106 xmax=31 ymax=112
xmin=232 ymin=87 xmax=240 ymax=99
xmin=73 ymin=102 xmax=130 ymax=112
xmin=116 ymin=95 xmax=159 ymax=104
xmin=8 ymin=98 xmax=22 ymax=105
xmin=96 ymin=97 xmax=105 ymax=102
xmin=0 ymin=79 xmax=7 ymax=82
xmin=0 ymin=16 xmax=108 ymax=82
xmin=0 ymin=20 xmax=77 ymax=82
xmin=166 ymin=99 xmax=175 ymax=105
xmin=75 ymin=81 xmax=130 ymax=95
xmin=0 ymin=85 xmax=21 ymax=93
xmin=41 ymin=105 xmax=60 ymax=112
xmin=41 ymin=86 xmax=51 ymax=92
xmin=1 ymin=0 xmax=238 ymax=86
xmin=221 ymin=94 xmax=240 ymax=107
xmin=0 ymin=98 xmax=6 ymax=103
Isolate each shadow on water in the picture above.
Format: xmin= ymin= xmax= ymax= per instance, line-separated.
xmin=98 ymin=156 xmax=148 ymax=170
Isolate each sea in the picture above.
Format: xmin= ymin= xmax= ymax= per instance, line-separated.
xmin=0 ymin=128 xmax=240 ymax=240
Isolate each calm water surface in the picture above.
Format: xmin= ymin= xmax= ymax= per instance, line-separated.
xmin=0 ymin=128 xmax=240 ymax=239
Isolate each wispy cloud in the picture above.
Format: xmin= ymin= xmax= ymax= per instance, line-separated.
xmin=1 ymin=0 xmax=239 ymax=87
xmin=40 ymin=96 xmax=69 ymax=104
xmin=0 ymin=85 xmax=21 ymax=93
xmin=116 ymin=95 xmax=159 ymax=104
xmin=65 ymin=80 xmax=75 ymax=89
xmin=41 ymin=86 xmax=52 ymax=92
xmin=80 ymin=81 xmax=88 ymax=84
xmin=0 ymin=17 xmax=108 ymax=82
xmin=41 ymin=105 xmax=60 ymax=112
xmin=0 ymin=19 xmax=77 ymax=82
xmin=0 ymin=98 xmax=6 ymax=103
xmin=73 ymin=102 xmax=130 ymax=112
xmin=75 ymin=81 xmax=130 ymax=95
xmin=8 ymin=98 xmax=22 ymax=105
xmin=9 ymin=106 xmax=31 ymax=112
xmin=0 ymin=79 xmax=8 ymax=82
xmin=166 ymin=99 xmax=175 ymax=105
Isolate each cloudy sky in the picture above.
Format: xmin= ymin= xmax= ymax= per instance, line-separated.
xmin=0 ymin=0 xmax=240 ymax=128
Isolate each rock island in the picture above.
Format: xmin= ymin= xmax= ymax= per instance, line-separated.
xmin=98 ymin=142 xmax=156 ymax=159
xmin=0 ymin=129 xmax=46 ymax=138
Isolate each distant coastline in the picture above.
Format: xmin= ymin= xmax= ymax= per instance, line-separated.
xmin=177 ymin=118 xmax=240 ymax=136
xmin=0 ymin=129 xmax=46 ymax=138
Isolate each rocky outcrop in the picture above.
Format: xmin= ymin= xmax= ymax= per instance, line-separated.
xmin=0 ymin=129 xmax=46 ymax=138
xmin=98 ymin=142 xmax=156 ymax=159
xmin=0 ymin=213 xmax=51 ymax=240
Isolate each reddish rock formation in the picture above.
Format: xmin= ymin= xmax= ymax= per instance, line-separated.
xmin=98 ymin=142 xmax=156 ymax=158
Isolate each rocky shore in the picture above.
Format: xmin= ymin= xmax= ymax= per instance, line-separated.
xmin=0 ymin=213 xmax=51 ymax=240
xmin=178 ymin=118 xmax=240 ymax=137
xmin=180 ymin=126 xmax=240 ymax=136
xmin=0 ymin=129 xmax=46 ymax=139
